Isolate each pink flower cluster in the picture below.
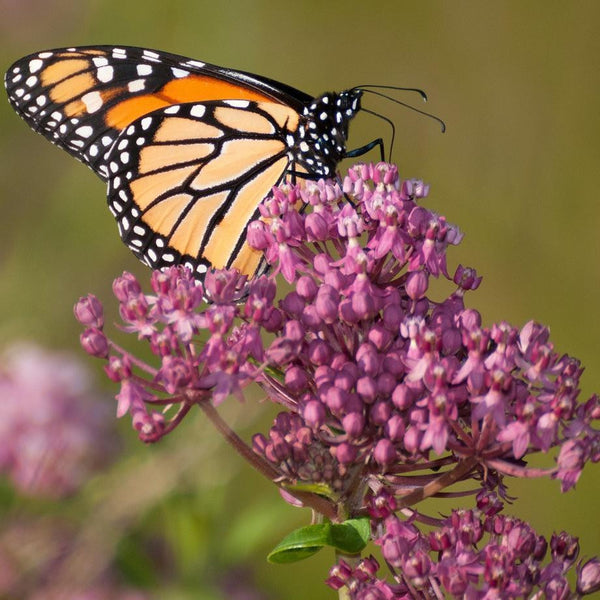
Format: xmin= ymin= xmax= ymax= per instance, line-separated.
xmin=75 ymin=163 xmax=600 ymax=598
xmin=0 ymin=343 xmax=115 ymax=498
xmin=327 ymin=506 xmax=600 ymax=598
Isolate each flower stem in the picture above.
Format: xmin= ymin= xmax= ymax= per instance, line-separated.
xmin=198 ymin=400 xmax=338 ymax=519
xmin=198 ymin=400 xmax=280 ymax=480
xmin=396 ymin=456 xmax=478 ymax=508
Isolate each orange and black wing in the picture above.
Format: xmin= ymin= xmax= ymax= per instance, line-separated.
xmin=4 ymin=46 xmax=310 ymax=278
xmin=5 ymin=45 xmax=362 ymax=280
xmin=4 ymin=46 xmax=309 ymax=180
xmin=106 ymin=99 xmax=302 ymax=278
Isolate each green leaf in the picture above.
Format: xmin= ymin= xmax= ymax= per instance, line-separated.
xmin=330 ymin=518 xmax=371 ymax=554
xmin=267 ymin=518 xmax=371 ymax=564
xmin=267 ymin=523 xmax=331 ymax=564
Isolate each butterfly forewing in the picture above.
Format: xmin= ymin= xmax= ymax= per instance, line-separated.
xmin=4 ymin=46 xmax=297 ymax=178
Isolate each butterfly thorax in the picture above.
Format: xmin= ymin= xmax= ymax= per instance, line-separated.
xmin=291 ymin=89 xmax=362 ymax=177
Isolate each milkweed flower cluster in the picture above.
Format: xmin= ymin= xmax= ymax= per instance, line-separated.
xmin=0 ymin=343 xmax=115 ymax=498
xmin=75 ymin=163 xmax=600 ymax=599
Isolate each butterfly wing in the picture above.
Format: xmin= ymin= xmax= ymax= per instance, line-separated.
xmin=106 ymin=99 xmax=301 ymax=277
xmin=4 ymin=46 xmax=310 ymax=179
xmin=4 ymin=45 xmax=362 ymax=281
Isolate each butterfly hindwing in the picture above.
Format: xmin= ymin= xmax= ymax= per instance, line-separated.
xmin=106 ymin=99 xmax=299 ymax=277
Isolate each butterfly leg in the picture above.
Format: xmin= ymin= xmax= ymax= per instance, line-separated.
xmin=345 ymin=137 xmax=385 ymax=162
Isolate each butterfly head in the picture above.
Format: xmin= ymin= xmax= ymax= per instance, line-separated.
xmin=296 ymin=89 xmax=363 ymax=176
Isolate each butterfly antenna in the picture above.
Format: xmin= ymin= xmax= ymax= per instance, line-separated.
xmin=354 ymin=86 xmax=446 ymax=133
xmin=357 ymin=84 xmax=429 ymax=102
xmin=360 ymin=107 xmax=396 ymax=161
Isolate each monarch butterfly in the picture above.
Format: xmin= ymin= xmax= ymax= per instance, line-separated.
xmin=4 ymin=46 xmax=385 ymax=280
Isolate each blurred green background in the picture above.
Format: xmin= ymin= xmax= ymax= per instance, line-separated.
xmin=0 ymin=1 xmax=598 ymax=598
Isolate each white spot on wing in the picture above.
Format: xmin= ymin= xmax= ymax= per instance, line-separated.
xmin=97 ymin=65 xmax=114 ymax=82
xmin=76 ymin=125 xmax=94 ymax=138
xmin=29 ymin=59 xmax=43 ymax=73
xmin=137 ymin=64 xmax=153 ymax=76
xmin=82 ymin=91 xmax=103 ymax=113
xmin=224 ymin=99 xmax=250 ymax=108
xmin=190 ymin=105 xmax=206 ymax=118
xmin=128 ymin=79 xmax=145 ymax=92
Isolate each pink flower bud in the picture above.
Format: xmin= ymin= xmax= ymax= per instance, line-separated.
xmin=80 ymin=328 xmax=108 ymax=358
xmin=373 ymin=439 xmax=396 ymax=465
xmin=73 ymin=294 xmax=104 ymax=328
xmin=336 ymin=442 xmax=358 ymax=465
xmin=406 ymin=270 xmax=429 ymax=300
